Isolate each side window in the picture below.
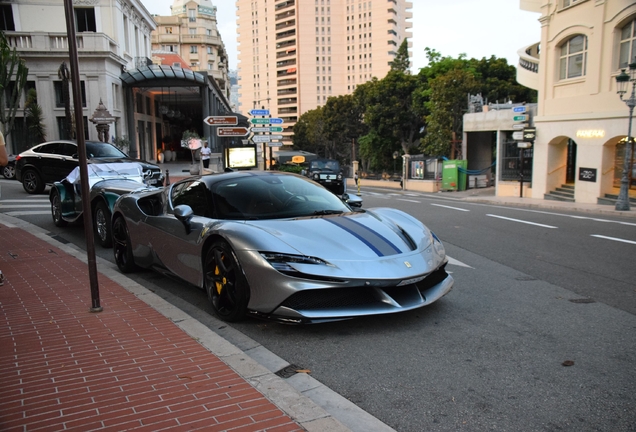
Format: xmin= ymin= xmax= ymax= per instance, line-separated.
xmin=61 ymin=143 xmax=77 ymax=157
xmin=171 ymin=181 xmax=211 ymax=217
xmin=35 ymin=143 xmax=61 ymax=154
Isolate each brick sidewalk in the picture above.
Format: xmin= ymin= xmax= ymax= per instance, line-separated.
xmin=0 ymin=225 xmax=304 ymax=431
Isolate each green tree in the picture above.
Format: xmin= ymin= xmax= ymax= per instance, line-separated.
xmin=322 ymin=94 xmax=366 ymax=163
xmin=389 ymin=38 xmax=411 ymax=73
xmin=292 ymin=107 xmax=329 ymax=155
xmin=24 ymin=88 xmax=47 ymax=145
xmin=0 ymin=31 xmax=29 ymax=144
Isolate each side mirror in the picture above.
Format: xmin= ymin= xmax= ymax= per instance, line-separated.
xmin=174 ymin=204 xmax=194 ymax=234
xmin=344 ymin=193 xmax=363 ymax=208
xmin=301 ymin=169 xmax=306 ymax=176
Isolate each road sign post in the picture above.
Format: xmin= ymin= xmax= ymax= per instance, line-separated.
xmin=217 ymin=127 xmax=250 ymax=137
xmin=204 ymin=116 xmax=238 ymax=126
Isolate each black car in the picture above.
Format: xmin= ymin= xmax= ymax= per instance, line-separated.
xmin=305 ymin=158 xmax=345 ymax=195
xmin=15 ymin=140 xmax=164 ymax=194
xmin=2 ymin=155 xmax=17 ymax=179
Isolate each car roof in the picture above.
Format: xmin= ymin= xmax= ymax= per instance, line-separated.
xmin=185 ymin=170 xmax=302 ymax=188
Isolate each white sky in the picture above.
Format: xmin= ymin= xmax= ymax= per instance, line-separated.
xmin=141 ymin=0 xmax=541 ymax=72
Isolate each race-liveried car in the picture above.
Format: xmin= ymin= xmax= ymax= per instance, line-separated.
xmin=305 ymin=158 xmax=345 ymax=195
xmin=16 ymin=140 xmax=164 ymax=194
xmin=50 ymin=163 xmax=159 ymax=248
xmin=111 ymin=170 xmax=453 ymax=324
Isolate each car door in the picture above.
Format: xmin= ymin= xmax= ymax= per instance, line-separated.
xmin=58 ymin=143 xmax=79 ymax=180
xmin=35 ymin=142 xmax=65 ymax=183
xmin=145 ymin=180 xmax=214 ymax=286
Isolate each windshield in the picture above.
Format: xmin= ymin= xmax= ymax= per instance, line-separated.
xmin=86 ymin=142 xmax=128 ymax=159
xmin=211 ymin=174 xmax=351 ymax=220
xmin=310 ymin=160 xmax=340 ymax=171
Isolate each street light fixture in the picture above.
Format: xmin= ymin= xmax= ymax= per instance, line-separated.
xmin=614 ymin=58 xmax=636 ymax=211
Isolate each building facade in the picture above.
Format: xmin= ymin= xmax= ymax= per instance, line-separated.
xmin=150 ymin=0 xmax=230 ymax=100
xmin=515 ymin=0 xmax=636 ymax=204
xmin=0 ymin=0 xmax=156 ymax=156
xmin=235 ymin=0 xmax=413 ymax=143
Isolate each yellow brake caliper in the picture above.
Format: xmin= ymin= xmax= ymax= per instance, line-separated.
xmin=215 ymin=254 xmax=227 ymax=295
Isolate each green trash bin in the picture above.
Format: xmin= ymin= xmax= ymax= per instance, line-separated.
xmin=442 ymin=160 xmax=459 ymax=191
xmin=457 ymin=160 xmax=468 ymax=191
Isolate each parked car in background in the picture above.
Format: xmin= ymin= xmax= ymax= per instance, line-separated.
xmin=16 ymin=140 xmax=164 ymax=194
xmin=2 ymin=155 xmax=17 ymax=179
xmin=111 ymin=170 xmax=453 ymax=323
xmin=50 ymin=163 xmax=160 ymax=248
xmin=304 ymin=158 xmax=345 ymax=195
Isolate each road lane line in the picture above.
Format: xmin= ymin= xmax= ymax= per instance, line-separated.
xmin=397 ymin=199 xmax=420 ymax=203
xmin=487 ymin=214 xmax=558 ymax=228
xmin=0 ymin=204 xmax=50 ymax=208
xmin=590 ymin=235 xmax=636 ymax=245
xmin=6 ymin=211 xmax=51 ymax=216
xmin=431 ymin=203 xmax=470 ymax=212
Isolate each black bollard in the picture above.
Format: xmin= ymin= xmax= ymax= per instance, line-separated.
xmin=165 ymin=170 xmax=170 ymax=186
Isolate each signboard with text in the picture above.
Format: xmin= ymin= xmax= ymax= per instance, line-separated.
xmin=204 ymin=116 xmax=238 ymax=126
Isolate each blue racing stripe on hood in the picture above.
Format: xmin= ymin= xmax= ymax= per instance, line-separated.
xmin=325 ymin=216 xmax=403 ymax=257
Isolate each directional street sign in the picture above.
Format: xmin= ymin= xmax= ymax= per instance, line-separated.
xmin=250 ymin=118 xmax=272 ymax=124
xmin=269 ymin=118 xmax=284 ymax=124
xmin=250 ymin=126 xmax=283 ymax=133
xmin=512 ymin=131 xmax=524 ymax=140
xmin=217 ymin=127 xmax=250 ymax=137
xmin=251 ymin=135 xmax=283 ymax=142
xmin=512 ymin=106 xmax=527 ymax=113
xmin=523 ymin=127 xmax=537 ymax=141
xmin=249 ymin=109 xmax=270 ymax=116
xmin=204 ymin=116 xmax=237 ymax=126
xmin=512 ymin=123 xmax=528 ymax=130
xmin=267 ymin=142 xmax=283 ymax=147
xmin=513 ymin=115 xmax=527 ymax=122
xmin=518 ymin=142 xmax=532 ymax=149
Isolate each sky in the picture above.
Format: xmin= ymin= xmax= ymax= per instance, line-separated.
xmin=141 ymin=0 xmax=541 ymax=72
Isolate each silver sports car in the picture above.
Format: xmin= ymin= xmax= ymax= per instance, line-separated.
xmin=112 ymin=170 xmax=453 ymax=324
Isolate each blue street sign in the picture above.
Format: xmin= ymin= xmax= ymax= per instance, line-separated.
xmin=250 ymin=109 xmax=270 ymax=116
xmin=512 ymin=106 xmax=526 ymax=113
xmin=269 ymin=118 xmax=284 ymax=124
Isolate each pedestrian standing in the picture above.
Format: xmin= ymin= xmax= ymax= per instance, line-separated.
xmin=0 ymin=130 xmax=7 ymax=286
xmin=354 ymin=171 xmax=359 ymax=186
xmin=200 ymin=141 xmax=211 ymax=169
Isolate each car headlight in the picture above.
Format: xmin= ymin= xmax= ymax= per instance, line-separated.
xmin=313 ymin=173 xmax=319 ymax=180
xmin=337 ymin=174 xmax=342 ymax=180
xmin=260 ymin=252 xmax=330 ymax=273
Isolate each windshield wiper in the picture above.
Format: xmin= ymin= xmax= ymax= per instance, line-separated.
xmin=312 ymin=210 xmax=344 ymax=215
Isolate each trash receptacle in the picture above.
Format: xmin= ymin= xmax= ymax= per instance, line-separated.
xmin=442 ymin=160 xmax=459 ymax=191
xmin=457 ymin=160 xmax=468 ymax=191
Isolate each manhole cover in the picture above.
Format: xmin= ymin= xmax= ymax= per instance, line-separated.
xmin=48 ymin=234 xmax=70 ymax=244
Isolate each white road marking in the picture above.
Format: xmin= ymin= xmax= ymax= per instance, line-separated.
xmin=6 ymin=211 xmax=51 ymax=216
xmin=431 ymin=203 xmax=470 ymax=212
xmin=0 ymin=199 xmax=49 ymax=202
xmin=590 ymin=235 xmax=636 ymax=245
xmin=397 ymin=199 xmax=420 ymax=203
xmin=447 ymin=256 xmax=473 ymax=268
xmin=0 ymin=204 xmax=49 ymax=208
xmin=487 ymin=214 xmax=558 ymax=229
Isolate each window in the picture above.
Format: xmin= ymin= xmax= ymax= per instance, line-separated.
xmin=171 ymin=181 xmax=211 ymax=217
xmin=0 ymin=5 xmax=15 ymax=31
xmin=54 ymin=81 xmax=86 ymax=108
xmin=562 ymin=0 xmax=581 ymax=7
xmin=191 ymin=46 xmax=198 ymax=54
xmin=165 ymin=27 xmax=173 ymax=34
xmin=619 ymin=18 xmax=636 ymax=69
xmin=559 ymin=35 xmax=587 ymax=79
xmin=75 ymin=8 xmax=96 ymax=32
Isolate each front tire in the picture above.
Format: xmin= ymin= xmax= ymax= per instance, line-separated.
xmin=50 ymin=190 xmax=67 ymax=227
xmin=204 ymin=240 xmax=249 ymax=322
xmin=112 ymin=216 xmax=137 ymax=273
xmin=2 ymin=164 xmax=15 ymax=179
xmin=22 ymin=169 xmax=44 ymax=194
xmin=93 ymin=201 xmax=112 ymax=248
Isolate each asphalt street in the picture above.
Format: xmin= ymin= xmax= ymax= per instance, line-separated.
xmin=1 ymin=178 xmax=635 ymax=431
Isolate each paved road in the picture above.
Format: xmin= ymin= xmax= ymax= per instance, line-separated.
xmin=1 ymin=178 xmax=635 ymax=431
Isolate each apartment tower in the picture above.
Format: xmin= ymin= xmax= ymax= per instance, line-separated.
xmin=236 ymin=0 xmax=413 ymax=142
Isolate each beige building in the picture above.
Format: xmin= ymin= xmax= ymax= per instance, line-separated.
xmin=514 ymin=0 xmax=636 ymax=204
xmin=150 ymin=0 xmax=230 ymax=100
xmin=236 ymin=0 xmax=413 ymax=143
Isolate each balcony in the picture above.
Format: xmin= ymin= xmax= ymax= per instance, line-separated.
xmin=6 ymin=32 xmax=118 ymax=54
xmin=516 ymin=42 xmax=540 ymax=90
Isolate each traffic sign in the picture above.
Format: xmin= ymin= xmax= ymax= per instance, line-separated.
xmin=512 ymin=106 xmax=527 ymax=113
xmin=269 ymin=118 xmax=284 ymax=124
xmin=252 ymin=135 xmax=277 ymax=143
xmin=250 ymin=118 xmax=272 ymax=124
xmin=250 ymin=126 xmax=283 ymax=133
xmin=513 ymin=115 xmax=527 ymax=122
xmin=204 ymin=116 xmax=237 ymax=126
xmin=267 ymin=142 xmax=283 ymax=147
xmin=512 ymin=131 xmax=524 ymax=140
xmin=523 ymin=127 xmax=537 ymax=141
xmin=512 ymin=123 xmax=528 ymax=130
xmin=250 ymin=109 xmax=270 ymax=116
xmin=217 ymin=127 xmax=250 ymax=137
xmin=517 ymin=142 xmax=532 ymax=148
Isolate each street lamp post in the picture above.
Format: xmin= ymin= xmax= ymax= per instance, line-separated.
xmin=614 ymin=59 xmax=636 ymax=211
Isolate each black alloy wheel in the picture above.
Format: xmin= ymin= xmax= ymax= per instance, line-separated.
xmin=204 ymin=240 xmax=249 ymax=322
xmin=93 ymin=201 xmax=113 ymax=248
xmin=112 ymin=216 xmax=137 ymax=273
xmin=50 ymin=191 xmax=67 ymax=227
xmin=22 ymin=169 xmax=44 ymax=194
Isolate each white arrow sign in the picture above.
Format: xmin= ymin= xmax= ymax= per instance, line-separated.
xmin=512 ymin=131 xmax=524 ymax=140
